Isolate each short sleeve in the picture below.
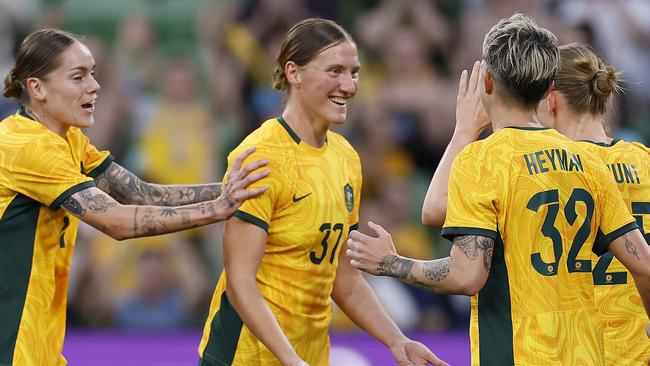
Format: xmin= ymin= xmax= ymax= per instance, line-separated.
xmin=12 ymin=138 xmax=94 ymax=209
xmin=442 ymin=146 xmax=498 ymax=240
xmin=227 ymin=144 xmax=284 ymax=232
xmin=592 ymin=163 xmax=637 ymax=255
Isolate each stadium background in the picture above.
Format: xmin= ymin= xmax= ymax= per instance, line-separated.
xmin=1 ymin=0 xmax=649 ymax=364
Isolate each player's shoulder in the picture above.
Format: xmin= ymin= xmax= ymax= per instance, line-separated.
xmin=0 ymin=114 xmax=69 ymax=155
xmin=625 ymin=140 xmax=650 ymax=156
xmin=327 ymin=130 xmax=360 ymax=161
xmin=228 ymin=118 xmax=296 ymax=164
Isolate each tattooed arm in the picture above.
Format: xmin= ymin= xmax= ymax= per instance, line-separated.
xmin=93 ymin=147 xmax=267 ymax=206
xmin=63 ymin=148 xmax=269 ymax=240
xmin=94 ymin=162 xmax=221 ymax=206
xmin=62 ymin=187 xmax=220 ymax=239
xmin=609 ymin=229 xmax=650 ymax=319
xmin=346 ymin=222 xmax=494 ymax=295
xmin=333 ymin=227 xmax=448 ymax=366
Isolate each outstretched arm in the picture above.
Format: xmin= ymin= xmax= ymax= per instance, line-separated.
xmin=63 ymin=150 xmax=269 ymax=240
xmin=609 ymin=229 xmax=650 ymax=319
xmin=422 ymin=61 xmax=490 ymax=227
xmin=347 ymin=222 xmax=493 ymax=295
xmin=95 ymin=162 xmax=221 ymax=206
xmin=332 ymin=232 xmax=448 ymax=366
xmin=94 ymin=147 xmax=262 ymax=206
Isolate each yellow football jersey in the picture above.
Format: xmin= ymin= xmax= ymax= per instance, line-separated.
xmin=578 ymin=139 xmax=650 ymax=365
xmin=442 ymin=127 xmax=636 ymax=366
xmin=198 ymin=117 xmax=361 ymax=366
xmin=0 ymin=109 xmax=112 ymax=366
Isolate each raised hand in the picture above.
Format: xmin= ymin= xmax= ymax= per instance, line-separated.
xmin=455 ymin=60 xmax=490 ymax=138
xmin=218 ymin=146 xmax=269 ymax=217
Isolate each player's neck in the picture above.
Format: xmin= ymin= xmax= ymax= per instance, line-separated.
xmin=23 ymin=103 xmax=69 ymax=137
xmin=282 ymin=105 xmax=329 ymax=148
xmin=557 ymin=113 xmax=611 ymax=144
xmin=489 ymin=104 xmax=543 ymax=131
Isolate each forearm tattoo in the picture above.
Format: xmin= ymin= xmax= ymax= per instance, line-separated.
xmin=136 ymin=207 xmax=168 ymax=235
xmin=401 ymin=258 xmax=453 ymax=292
xmin=131 ymin=206 xmax=202 ymax=237
xmin=453 ymin=235 xmax=494 ymax=273
xmin=623 ymin=234 xmax=640 ymax=260
xmin=375 ymin=256 xmax=453 ymax=293
xmin=406 ymin=272 xmax=432 ymax=291
xmin=377 ymin=255 xmax=414 ymax=280
xmin=422 ymin=258 xmax=452 ymax=282
xmin=96 ymin=163 xmax=221 ymax=206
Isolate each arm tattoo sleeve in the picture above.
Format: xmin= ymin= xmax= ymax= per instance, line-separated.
xmin=421 ymin=258 xmax=452 ymax=282
xmin=402 ymin=258 xmax=452 ymax=292
xmin=453 ymin=235 xmax=495 ymax=273
xmin=377 ymin=255 xmax=414 ymax=280
xmin=131 ymin=206 xmax=203 ymax=237
xmin=95 ymin=163 xmax=221 ymax=206
xmin=78 ymin=189 xmax=117 ymax=213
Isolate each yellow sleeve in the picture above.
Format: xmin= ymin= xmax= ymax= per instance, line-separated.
xmin=73 ymin=128 xmax=113 ymax=177
xmin=442 ymin=146 xmax=498 ymax=240
xmin=13 ymin=137 xmax=94 ymax=209
xmin=225 ymin=144 xmax=287 ymax=232
xmin=592 ymin=162 xmax=638 ymax=255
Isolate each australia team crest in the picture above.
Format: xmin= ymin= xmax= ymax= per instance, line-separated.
xmin=344 ymin=183 xmax=354 ymax=212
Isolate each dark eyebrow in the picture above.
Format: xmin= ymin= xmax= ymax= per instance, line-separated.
xmin=326 ymin=64 xmax=361 ymax=70
xmin=69 ymin=65 xmax=96 ymax=73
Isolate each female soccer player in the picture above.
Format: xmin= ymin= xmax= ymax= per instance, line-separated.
xmin=346 ymin=14 xmax=650 ymax=365
xmin=537 ymin=42 xmax=650 ymax=365
xmin=197 ymin=18 xmax=445 ymax=366
xmin=1 ymin=28 xmax=268 ymax=365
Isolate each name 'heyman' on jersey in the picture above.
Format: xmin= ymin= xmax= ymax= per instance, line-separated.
xmin=524 ymin=149 xmax=584 ymax=175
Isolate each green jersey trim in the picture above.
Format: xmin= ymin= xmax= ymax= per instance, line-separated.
xmin=503 ymin=126 xmax=550 ymax=131
xmin=477 ymin=233 xmax=515 ymax=365
xmin=49 ymin=181 xmax=95 ymax=210
xmin=233 ymin=210 xmax=269 ymax=232
xmin=0 ymin=194 xmax=39 ymax=365
xmin=201 ymin=292 xmax=244 ymax=366
xmin=578 ymin=139 xmax=621 ymax=148
xmin=86 ymin=155 xmax=115 ymax=178
xmin=276 ymin=116 xmax=301 ymax=144
xmin=593 ymin=221 xmax=639 ymax=256
xmin=441 ymin=226 xmax=497 ymax=241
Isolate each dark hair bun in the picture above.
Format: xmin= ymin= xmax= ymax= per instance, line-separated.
xmin=3 ymin=69 xmax=23 ymax=99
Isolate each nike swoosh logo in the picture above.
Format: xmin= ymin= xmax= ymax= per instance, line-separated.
xmin=292 ymin=193 xmax=312 ymax=202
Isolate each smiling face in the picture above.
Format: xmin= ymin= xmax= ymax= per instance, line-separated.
xmin=33 ymin=41 xmax=100 ymax=132
xmin=291 ymin=40 xmax=360 ymax=126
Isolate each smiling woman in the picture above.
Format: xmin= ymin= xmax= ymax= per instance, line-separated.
xmin=0 ymin=28 xmax=270 ymax=366
xmin=196 ymin=18 xmax=446 ymax=366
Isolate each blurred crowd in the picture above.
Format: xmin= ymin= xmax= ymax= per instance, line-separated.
xmin=2 ymin=0 xmax=649 ymax=332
